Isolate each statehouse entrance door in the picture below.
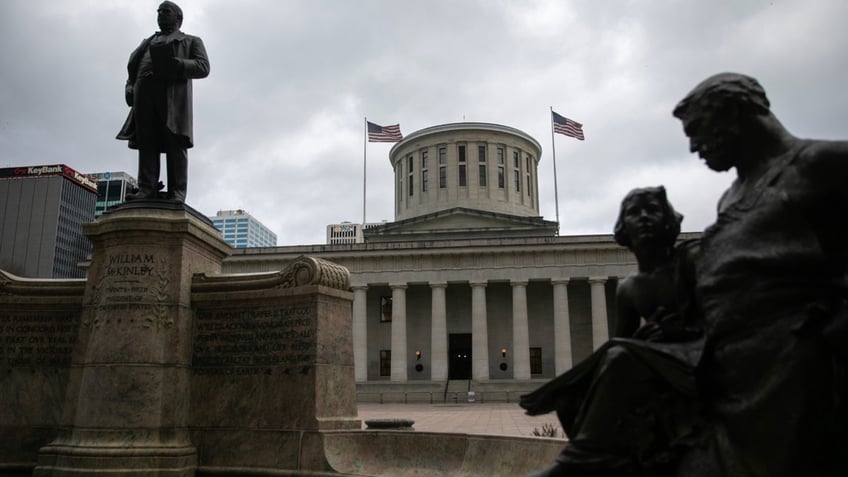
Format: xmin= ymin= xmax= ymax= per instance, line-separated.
xmin=448 ymin=333 xmax=472 ymax=380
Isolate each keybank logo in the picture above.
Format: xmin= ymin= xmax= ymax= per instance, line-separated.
xmin=27 ymin=165 xmax=63 ymax=175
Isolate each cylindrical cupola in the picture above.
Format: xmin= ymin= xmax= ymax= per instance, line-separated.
xmin=389 ymin=123 xmax=543 ymax=221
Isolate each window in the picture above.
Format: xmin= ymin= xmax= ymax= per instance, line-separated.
xmin=526 ymin=156 xmax=533 ymax=197
xmin=408 ymin=155 xmax=414 ymax=196
xmin=421 ymin=150 xmax=429 ymax=192
xmin=514 ymin=151 xmax=521 ymax=192
xmin=107 ymin=180 xmax=122 ymax=201
xmin=478 ymin=145 xmax=487 ymax=187
xmin=380 ymin=350 xmax=391 ymax=377
xmin=380 ymin=296 xmax=393 ymax=322
xmin=436 ymin=147 xmax=447 ymax=189
xmin=497 ymin=147 xmax=505 ymax=188
xmin=458 ymin=145 xmax=467 ymax=187
xmin=530 ymin=347 xmax=542 ymax=375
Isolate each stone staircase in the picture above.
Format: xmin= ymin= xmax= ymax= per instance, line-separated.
xmin=444 ymin=379 xmax=471 ymax=403
xmin=356 ymin=380 xmax=545 ymax=403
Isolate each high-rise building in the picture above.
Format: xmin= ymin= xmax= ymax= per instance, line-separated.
xmin=326 ymin=222 xmax=385 ymax=245
xmin=88 ymin=171 xmax=138 ymax=217
xmin=209 ymin=209 xmax=277 ymax=248
xmin=0 ymin=164 xmax=97 ymax=278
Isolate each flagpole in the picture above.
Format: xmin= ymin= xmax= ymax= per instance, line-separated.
xmin=363 ymin=116 xmax=367 ymax=226
xmin=550 ymin=107 xmax=560 ymax=235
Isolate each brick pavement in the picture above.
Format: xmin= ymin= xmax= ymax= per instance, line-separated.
xmin=357 ymin=402 xmax=566 ymax=440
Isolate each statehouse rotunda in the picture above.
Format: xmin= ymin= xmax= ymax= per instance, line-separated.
xmin=221 ymin=122 xmax=680 ymax=402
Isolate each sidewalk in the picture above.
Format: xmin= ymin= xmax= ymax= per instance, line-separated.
xmin=357 ymin=402 xmax=566 ymax=440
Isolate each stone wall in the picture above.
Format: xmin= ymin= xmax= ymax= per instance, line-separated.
xmin=0 ymin=273 xmax=84 ymax=473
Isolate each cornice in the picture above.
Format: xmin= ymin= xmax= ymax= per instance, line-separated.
xmin=390 ymin=122 xmax=542 ymax=161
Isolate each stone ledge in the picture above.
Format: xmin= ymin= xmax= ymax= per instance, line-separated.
xmin=193 ymin=256 xmax=350 ymax=293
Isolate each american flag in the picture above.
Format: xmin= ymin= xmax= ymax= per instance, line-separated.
xmin=552 ymin=111 xmax=585 ymax=141
xmin=367 ymin=121 xmax=403 ymax=142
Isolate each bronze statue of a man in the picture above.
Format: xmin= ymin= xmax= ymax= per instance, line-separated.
xmin=673 ymin=73 xmax=848 ymax=476
xmin=117 ymin=1 xmax=209 ymax=202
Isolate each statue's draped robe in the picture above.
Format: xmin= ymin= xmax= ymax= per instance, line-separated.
xmin=679 ymin=140 xmax=848 ymax=477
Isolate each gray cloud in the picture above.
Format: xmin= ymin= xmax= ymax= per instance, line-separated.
xmin=2 ymin=0 xmax=847 ymax=245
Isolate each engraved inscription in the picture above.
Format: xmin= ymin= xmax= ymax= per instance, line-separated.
xmin=105 ymin=253 xmax=155 ymax=277
xmin=0 ymin=313 xmax=79 ymax=367
xmin=86 ymin=253 xmax=172 ymax=330
xmin=192 ymin=306 xmax=315 ymax=375
xmin=102 ymin=254 xmax=156 ymax=305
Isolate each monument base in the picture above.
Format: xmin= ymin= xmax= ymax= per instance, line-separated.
xmin=33 ymin=204 xmax=230 ymax=477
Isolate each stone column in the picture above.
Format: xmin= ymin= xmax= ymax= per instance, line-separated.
xmin=390 ymin=283 xmax=408 ymax=382
xmin=589 ymin=277 xmax=609 ymax=350
xmin=552 ymin=279 xmax=573 ymax=374
xmin=511 ymin=280 xmax=531 ymax=380
xmin=352 ymin=285 xmax=368 ymax=383
xmin=430 ymin=282 xmax=448 ymax=382
xmin=470 ymin=281 xmax=489 ymax=381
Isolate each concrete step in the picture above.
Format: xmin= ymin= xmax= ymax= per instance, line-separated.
xmin=445 ymin=379 xmax=471 ymax=393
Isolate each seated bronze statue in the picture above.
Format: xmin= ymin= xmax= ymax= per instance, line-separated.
xmin=521 ymin=186 xmax=703 ymax=477
xmin=525 ymin=73 xmax=848 ymax=477
xmin=671 ymin=73 xmax=848 ymax=477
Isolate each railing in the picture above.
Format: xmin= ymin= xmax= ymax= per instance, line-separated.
xmin=356 ymin=390 xmax=520 ymax=404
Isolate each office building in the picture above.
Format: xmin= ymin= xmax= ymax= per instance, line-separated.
xmin=210 ymin=209 xmax=277 ymax=249
xmin=326 ymin=222 xmax=385 ymax=245
xmin=0 ymin=164 xmax=97 ymax=278
xmin=88 ymin=171 xmax=138 ymax=217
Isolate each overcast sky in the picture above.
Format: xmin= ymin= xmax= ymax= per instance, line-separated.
xmin=2 ymin=1 xmax=847 ymax=246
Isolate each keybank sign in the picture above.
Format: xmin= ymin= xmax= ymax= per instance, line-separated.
xmin=26 ymin=165 xmax=64 ymax=175
xmin=0 ymin=164 xmax=98 ymax=193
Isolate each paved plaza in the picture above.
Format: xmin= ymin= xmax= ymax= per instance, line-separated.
xmin=357 ymin=402 xmax=567 ymax=440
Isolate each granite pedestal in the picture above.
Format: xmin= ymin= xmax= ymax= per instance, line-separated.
xmin=34 ymin=203 xmax=230 ymax=476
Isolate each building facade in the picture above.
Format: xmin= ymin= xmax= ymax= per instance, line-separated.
xmin=221 ymin=123 xmax=668 ymax=398
xmin=0 ymin=164 xmax=97 ymax=278
xmin=89 ymin=171 xmax=138 ymax=217
xmin=210 ymin=209 xmax=277 ymax=248
xmin=326 ymin=222 xmax=386 ymax=245
xmin=222 ymin=235 xmax=648 ymax=382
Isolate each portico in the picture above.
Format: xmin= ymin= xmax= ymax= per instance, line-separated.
xmin=349 ymin=275 xmax=618 ymax=383
xmin=220 ymin=232 xmax=662 ymax=387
